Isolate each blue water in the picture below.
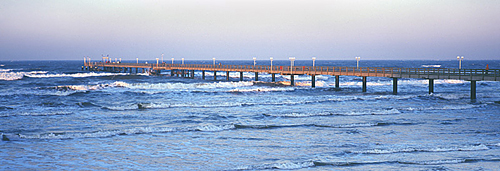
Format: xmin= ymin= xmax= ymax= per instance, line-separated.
xmin=1 ymin=60 xmax=500 ymax=170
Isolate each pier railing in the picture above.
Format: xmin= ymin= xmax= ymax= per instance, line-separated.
xmin=87 ymin=62 xmax=499 ymax=81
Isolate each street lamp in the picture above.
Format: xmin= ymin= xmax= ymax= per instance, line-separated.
xmin=171 ymin=58 xmax=174 ymax=65
xmin=312 ymin=57 xmax=316 ymax=67
xmin=457 ymin=56 xmax=464 ymax=69
xmin=156 ymin=58 xmax=159 ymax=67
xmin=289 ymin=57 xmax=295 ymax=73
xmin=182 ymin=58 xmax=184 ymax=65
xmin=136 ymin=58 xmax=138 ymax=64
xmin=213 ymin=58 xmax=216 ymax=66
xmin=270 ymin=57 xmax=273 ymax=72
xmin=253 ymin=57 xmax=256 ymax=67
xmin=355 ymin=57 xmax=361 ymax=69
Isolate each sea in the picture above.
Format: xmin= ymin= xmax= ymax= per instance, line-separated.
xmin=1 ymin=60 xmax=500 ymax=170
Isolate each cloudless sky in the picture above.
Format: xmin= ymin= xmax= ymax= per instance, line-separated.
xmin=1 ymin=0 xmax=499 ymax=61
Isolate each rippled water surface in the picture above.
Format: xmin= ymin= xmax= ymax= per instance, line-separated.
xmin=1 ymin=60 xmax=500 ymax=170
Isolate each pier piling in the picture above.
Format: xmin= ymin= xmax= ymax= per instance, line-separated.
xmin=429 ymin=79 xmax=434 ymax=94
xmin=393 ymin=78 xmax=398 ymax=95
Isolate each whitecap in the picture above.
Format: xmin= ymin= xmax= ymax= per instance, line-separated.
xmin=194 ymin=124 xmax=236 ymax=132
xmin=25 ymin=72 xmax=130 ymax=78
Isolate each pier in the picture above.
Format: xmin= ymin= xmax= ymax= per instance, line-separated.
xmin=83 ymin=62 xmax=499 ymax=100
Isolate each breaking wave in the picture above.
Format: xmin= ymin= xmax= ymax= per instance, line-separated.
xmin=25 ymin=72 xmax=140 ymax=78
xmin=264 ymin=108 xmax=401 ymax=117
xmin=349 ymin=144 xmax=489 ymax=154
xmin=10 ymin=121 xmax=415 ymax=140
xmin=16 ymin=124 xmax=237 ymax=140
xmin=235 ymin=161 xmax=316 ymax=170
xmin=0 ymin=70 xmax=48 ymax=80
xmin=0 ymin=111 xmax=72 ymax=117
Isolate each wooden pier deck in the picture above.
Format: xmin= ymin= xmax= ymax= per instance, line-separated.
xmin=84 ymin=62 xmax=500 ymax=100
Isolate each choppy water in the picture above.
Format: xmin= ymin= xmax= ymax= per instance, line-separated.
xmin=1 ymin=60 xmax=500 ymax=170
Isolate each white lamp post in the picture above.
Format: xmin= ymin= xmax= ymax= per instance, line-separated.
xmin=457 ymin=56 xmax=464 ymax=69
xmin=289 ymin=57 xmax=295 ymax=73
xmin=136 ymin=58 xmax=138 ymax=64
xmin=355 ymin=57 xmax=361 ymax=69
xmin=270 ymin=57 xmax=273 ymax=72
xmin=213 ymin=58 xmax=216 ymax=66
xmin=156 ymin=58 xmax=159 ymax=67
xmin=253 ymin=57 xmax=256 ymax=67
xmin=312 ymin=57 xmax=316 ymax=67
xmin=182 ymin=58 xmax=184 ymax=65
xmin=171 ymin=58 xmax=174 ymax=65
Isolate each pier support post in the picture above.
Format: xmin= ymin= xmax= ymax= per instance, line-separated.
xmin=335 ymin=75 xmax=340 ymax=88
xmin=255 ymin=72 xmax=258 ymax=81
xmin=429 ymin=79 xmax=434 ymax=94
xmin=202 ymin=71 xmax=205 ymax=80
xmin=214 ymin=71 xmax=217 ymax=81
xmin=362 ymin=76 xmax=367 ymax=92
xmin=191 ymin=70 xmax=195 ymax=79
xmin=136 ymin=68 xmax=138 ymax=73
xmin=240 ymin=72 xmax=243 ymax=81
xmin=272 ymin=73 xmax=275 ymax=82
xmin=226 ymin=71 xmax=230 ymax=81
xmin=392 ymin=78 xmax=398 ymax=95
xmin=311 ymin=75 xmax=316 ymax=88
xmin=171 ymin=70 xmax=174 ymax=76
xmin=471 ymin=80 xmax=476 ymax=100
xmin=182 ymin=70 xmax=185 ymax=78
xmin=291 ymin=75 xmax=295 ymax=86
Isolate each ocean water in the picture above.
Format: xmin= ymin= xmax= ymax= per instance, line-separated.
xmin=1 ymin=60 xmax=500 ymax=170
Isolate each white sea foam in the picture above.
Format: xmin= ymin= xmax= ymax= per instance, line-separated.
xmin=18 ymin=124 xmax=237 ymax=139
xmin=351 ymin=144 xmax=489 ymax=154
xmin=195 ymin=124 xmax=236 ymax=132
xmin=403 ymin=159 xmax=467 ymax=165
xmin=0 ymin=70 xmax=48 ymax=80
xmin=228 ymin=87 xmax=294 ymax=92
xmin=0 ymin=72 xmax=24 ymax=80
xmin=402 ymin=104 xmax=484 ymax=111
xmin=1 ymin=111 xmax=72 ymax=117
xmin=236 ymin=161 xmax=315 ymax=170
xmin=26 ymin=72 xmax=130 ymax=78
xmin=122 ymin=81 xmax=254 ymax=91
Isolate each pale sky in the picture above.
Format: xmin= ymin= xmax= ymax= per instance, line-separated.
xmin=1 ymin=0 xmax=499 ymax=61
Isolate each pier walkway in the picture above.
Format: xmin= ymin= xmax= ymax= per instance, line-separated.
xmin=84 ymin=62 xmax=499 ymax=100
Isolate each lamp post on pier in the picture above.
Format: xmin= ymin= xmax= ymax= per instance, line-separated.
xmin=182 ymin=58 xmax=184 ymax=65
xmin=312 ymin=57 xmax=316 ymax=67
xmin=156 ymin=58 xmax=159 ymax=67
xmin=289 ymin=57 xmax=295 ymax=73
xmin=213 ymin=58 xmax=216 ymax=66
xmin=136 ymin=58 xmax=138 ymax=64
xmin=171 ymin=58 xmax=174 ymax=65
xmin=270 ymin=57 xmax=273 ymax=72
xmin=457 ymin=56 xmax=464 ymax=69
xmin=355 ymin=57 xmax=361 ymax=69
